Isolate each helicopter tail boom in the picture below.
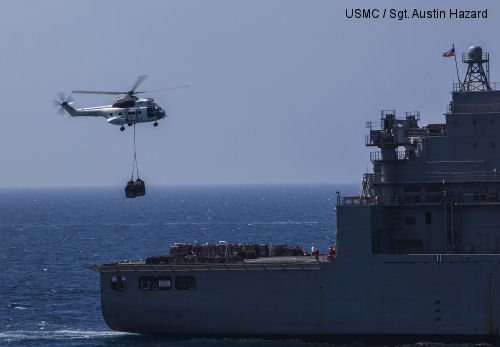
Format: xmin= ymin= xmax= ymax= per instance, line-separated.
xmin=61 ymin=102 xmax=77 ymax=116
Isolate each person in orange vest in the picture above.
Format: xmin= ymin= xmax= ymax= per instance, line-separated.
xmin=328 ymin=245 xmax=337 ymax=260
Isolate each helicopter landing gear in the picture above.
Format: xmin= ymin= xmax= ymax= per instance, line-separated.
xmin=153 ymin=122 xmax=158 ymax=127
xmin=120 ymin=126 xmax=125 ymax=131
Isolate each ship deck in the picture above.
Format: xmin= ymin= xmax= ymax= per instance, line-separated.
xmin=86 ymin=255 xmax=330 ymax=273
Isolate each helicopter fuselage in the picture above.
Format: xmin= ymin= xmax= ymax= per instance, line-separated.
xmin=61 ymin=96 xmax=166 ymax=127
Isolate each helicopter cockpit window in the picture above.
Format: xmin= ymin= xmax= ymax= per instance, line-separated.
xmin=147 ymin=107 xmax=155 ymax=118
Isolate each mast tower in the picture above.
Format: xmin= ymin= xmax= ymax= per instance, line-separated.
xmin=461 ymin=45 xmax=491 ymax=91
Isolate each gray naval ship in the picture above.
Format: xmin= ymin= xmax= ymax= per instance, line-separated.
xmin=88 ymin=45 xmax=500 ymax=343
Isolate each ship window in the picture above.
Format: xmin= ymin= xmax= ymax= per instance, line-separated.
xmin=158 ymin=277 xmax=172 ymax=289
xmin=111 ymin=275 xmax=127 ymax=291
xmin=425 ymin=212 xmax=432 ymax=224
xmin=118 ymin=112 xmax=122 ymax=115
xmin=139 ymin=277 xmax=152 ymax=290
xmin=175 ymin=276 xmax=196 ymax=290
xmin=139 ymin=276 xmax=171 ymax=291
xmin=473 ymin=120 xmax=477 ymax=126
xmin=404 ymin=216 xmax=416 ymax=225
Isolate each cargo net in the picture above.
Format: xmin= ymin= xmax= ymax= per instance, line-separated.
xmin=145 ymin=242 xmax=306 ymax=265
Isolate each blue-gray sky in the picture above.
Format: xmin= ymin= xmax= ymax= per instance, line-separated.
xmin=1 ymin=0 xmax=499 ymax=187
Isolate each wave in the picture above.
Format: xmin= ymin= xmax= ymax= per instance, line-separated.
xmin=0 ymin=329 xmax=130 ymax=342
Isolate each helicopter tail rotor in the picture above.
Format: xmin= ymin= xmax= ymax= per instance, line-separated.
xmin=53 ymin=92 xmax=74 ymax=116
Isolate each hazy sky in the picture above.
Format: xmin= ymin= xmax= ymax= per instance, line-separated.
xmin=1 ymin=0 xmax=499 ymax=187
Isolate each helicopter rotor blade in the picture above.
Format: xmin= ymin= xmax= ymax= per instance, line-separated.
xmin=53 ymin=99 xmax=61 ymax=107
xmin=57 ymin=92 xmax=66 ymax=101
xmin=72 ymin=90 xmax=125 ymax=95
xmin=130 ymin=75 xmax=147 ymax=94
xmin=135 ymin=85 xmax=190 ymax=94
xmin=66 ymin=94 xmax=74 ymax=103
xmin=57 ymin=107 xmax=67 ymax=115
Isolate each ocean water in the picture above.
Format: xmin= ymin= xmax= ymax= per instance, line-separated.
xmin=0 ymin=184 xmax=354 ymax=346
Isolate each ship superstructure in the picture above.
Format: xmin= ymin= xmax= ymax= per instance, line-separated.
xmin=360 ymin=45 xmax=500 ymax=255
xmin=88 ymin=46 xmax=500 ymax=343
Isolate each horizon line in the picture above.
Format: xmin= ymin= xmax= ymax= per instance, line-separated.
xmin=0 ymin=182 xmax=360 ymax=190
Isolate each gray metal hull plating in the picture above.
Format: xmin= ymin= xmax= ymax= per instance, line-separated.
xmin=98 ymin=255 xmax=500 ymax=339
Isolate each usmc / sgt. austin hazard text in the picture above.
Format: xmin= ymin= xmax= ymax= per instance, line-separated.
xmin=345 ymin=9 xmax=488 ymax=20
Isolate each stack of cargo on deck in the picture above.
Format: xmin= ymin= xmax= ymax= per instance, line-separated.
xmin=145 ymin=242 xmax=305 ymax=264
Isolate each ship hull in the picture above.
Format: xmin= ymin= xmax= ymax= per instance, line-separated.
xmin=97 ymin=256 xmax=500 ymax=342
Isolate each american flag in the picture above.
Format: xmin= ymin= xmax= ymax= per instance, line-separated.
xmin=442 ymin=46 xmax=455 ymax=57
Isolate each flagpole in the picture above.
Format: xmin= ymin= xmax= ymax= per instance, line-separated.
xmin=453 ymin=44 xmax=462 ymax=90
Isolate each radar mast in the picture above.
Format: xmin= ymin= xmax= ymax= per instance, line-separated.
xmin=461 ymin=45 xmax=491 ymax=91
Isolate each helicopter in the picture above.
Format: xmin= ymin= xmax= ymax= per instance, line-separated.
xmin=53 ymin=75 xmax=188 ymax=131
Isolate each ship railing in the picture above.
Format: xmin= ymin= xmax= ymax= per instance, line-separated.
xmin=408 ymin=125 xmax=446 ymax=137
xmin=447 ymin=102 xmax=500 ymax=114
xmin=339 ymin=195 xmax=416 ymax=206
xmin=85 ymin=261 xmax=325 ymax=273
xmin=366 ymin=171 xmax=500 ymax=184
xmin=406 ymin=128 xmax=427 ymax=139
xmin=462 ymin=52 xmax=489 ymax=63
xmin=460 ymin=193 xmax=499 ymax=203
xmin=365 ymin=111 xmax=421 ymax=131
xmin=405 ymin=111 xmax=420 ymax=121
xmin=453 ymin=81 xmax=500 ymax=92
xmin=365 ymin=134 xmax=372 ymax=145
xmin=380 ymin=110 xmax=420 ymax=121
xmin=338 ymin=192 xmax=500 ymax=206
xmin=370 ymin=151 xmax=407 ymax=161
xmin=339 ymin=195 xmax=400 ymax=205
xmin=340 ymin=195 xmax=371 ymax=205
xmin=365 ymin=134 xmax=382 ymax=146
